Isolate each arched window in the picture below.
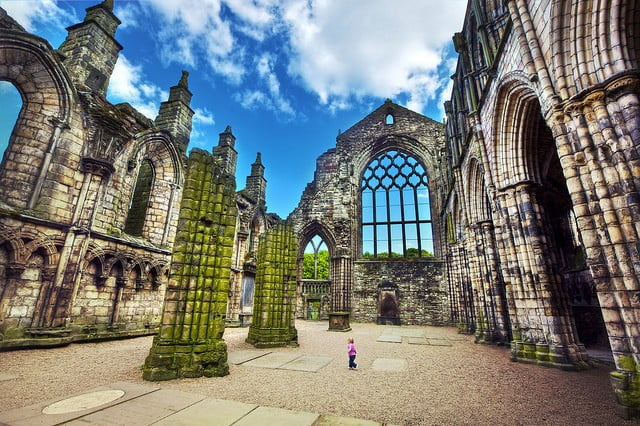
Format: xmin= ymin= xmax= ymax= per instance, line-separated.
xmin=0 ymin=81 xmax=22 ymax=161
xmin=303 ymin=235 xmax=329 ymax=279
xmin=361 ymin=150 xmax=433 ymax=258
xmin=385 ymin=113 xmax=394 ymax=125
xmin=124 ymin=159 xmax=154 ymax=236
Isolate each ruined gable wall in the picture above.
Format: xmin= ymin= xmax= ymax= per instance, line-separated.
xmin=289 ymin=103 xmax=449 ymax=325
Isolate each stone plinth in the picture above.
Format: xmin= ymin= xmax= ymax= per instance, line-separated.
xmin=328 ymin=312 xmax=351 ymax=332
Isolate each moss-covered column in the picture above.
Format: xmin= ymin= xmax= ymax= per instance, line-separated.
xmin=143 ymin=148 xmax=237 ymax=381
xmin=246 ymin=221 xmax=299 ymax=348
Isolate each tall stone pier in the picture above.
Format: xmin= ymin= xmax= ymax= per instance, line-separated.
xmin=246 ymin=222 xmax=299 ymax=347
xmin=143 ymin=149 xmax=237 ymax=380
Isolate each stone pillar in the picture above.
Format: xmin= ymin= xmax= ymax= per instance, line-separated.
xmin=143 ymin=149 xmax=238 ymax=380
xmin=328 ymin=250 xmax=352 ymax=331
xmin=246 ymin=221 xmax=299 ymax=347
xmin=480 ymin=221 xmax=511 ymax=343
xmin=551 ymin=74 xmax=640 ymax=418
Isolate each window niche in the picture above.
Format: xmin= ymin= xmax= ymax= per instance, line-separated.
xmin=124 ymin=159 xmax=154 ymax=236
xmin=385 ymin=113 xmax=395 ymax=125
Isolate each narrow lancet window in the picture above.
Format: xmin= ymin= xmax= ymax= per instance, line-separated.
xmin=124 ymin=159 xmax=154 ymax=236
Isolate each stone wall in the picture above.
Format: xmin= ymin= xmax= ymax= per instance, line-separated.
xmin=442 ymin=0 xmax=640 ymax=419
xmin=289 ymin=101 xmax=449 ymax=327
xmin=0 ymin=2 xmax=187 ymax=349
xmin=353 ymin=259 xmax=447 ymax=325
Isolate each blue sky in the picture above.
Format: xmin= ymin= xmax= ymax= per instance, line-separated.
xmin=0 ymin=0 xmax=466 ymax=218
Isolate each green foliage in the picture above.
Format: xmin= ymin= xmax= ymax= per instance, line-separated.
xmin=303 ymin=250 xmax=329 ymax=279
xmin=362 ymin=249 xmax=434 ymax=258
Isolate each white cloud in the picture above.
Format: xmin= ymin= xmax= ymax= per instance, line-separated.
xmin=109 ymin=55 xmax=144 ymax=102
xmin=281 ymin=0 xmax=467 ymax=113
xmin=143 ymin=0 xmax=245 ymax=84
xmin=194 ymin=107 xmax=215 ymax=125
xmin=108 ymin=55 xmax=169 ymax=120
xmin=0 ymin=0 xmax=74 ymax=32
xmin=113 ymin=2 xmax=140 ymax=30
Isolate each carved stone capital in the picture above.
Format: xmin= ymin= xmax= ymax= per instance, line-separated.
xmin=81 ymin=156 xmax=116 ymax=178
xmin=5 ymin=263 xmax=26 ymax=278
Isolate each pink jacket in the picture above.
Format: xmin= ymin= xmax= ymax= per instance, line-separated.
xmin=348 ymin=343 xmax=357 ymax=356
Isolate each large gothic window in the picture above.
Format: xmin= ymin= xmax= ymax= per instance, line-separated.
xmin=361 ymin=150 xmax=433 ymax=258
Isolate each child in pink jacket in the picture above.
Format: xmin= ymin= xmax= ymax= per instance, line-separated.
xmin=347 ymin=337 xmax=358 ymax=369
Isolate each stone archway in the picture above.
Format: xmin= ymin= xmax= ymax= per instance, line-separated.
xmin=492 ymin=75 xmax=592 ymax=368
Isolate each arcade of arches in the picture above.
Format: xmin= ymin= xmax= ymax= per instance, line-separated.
xmin=1 ymin=0 xmax=640 ymax=420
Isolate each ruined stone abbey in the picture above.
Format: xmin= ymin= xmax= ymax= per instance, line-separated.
xmin=1 ymin=0 xmax=639 ymax=419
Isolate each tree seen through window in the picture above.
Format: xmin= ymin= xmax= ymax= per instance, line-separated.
xmin=303 ymin=235 xmax=329 ymax=279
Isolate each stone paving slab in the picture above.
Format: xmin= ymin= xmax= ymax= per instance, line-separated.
xmin=233 ymin=405 xmax=319 ymax=426
xmin=407 ymin=337 xmax=429 ymax=345
xmin=0 ymin=381 xmax=158 ymax=426
xmin=314 ymin=414 xmax=382 ymax=425
xmin=65 ymin=389 xmax=205 ymax=426
xmin=427 ymin=338 xmax=452 ymax=346
xmin=228 ymin=349 xmax=272 ymax=365
xmin=279 ymin=355 xmax=333 ymax=372
xmin=0 ymin=374 xmax=17 ymax=381
xmin=371 ymin=358 xmax=408 ymax=372
xmin=382 ymin=328 xmax=425 ymax=338
xmin=376 ymin=335 xmax=402 ymax=343
xmin=241 ymin=352 xmax=300 ymax=369
xmin=154 ymin=397 xmax=258 ymax=426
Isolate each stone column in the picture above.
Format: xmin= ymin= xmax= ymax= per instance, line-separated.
xmin=143 ymin=149 xmax=238 ymax=380
xmin=328 ymin=249 xmax=352 ymax=331
xmin=551 ymin=74 xmax=640 ymax=418
xmin=246 ymin=221 xmax=299 ymax=347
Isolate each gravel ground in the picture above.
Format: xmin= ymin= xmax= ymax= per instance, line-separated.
xmin=0 ymin=321 xmax=631 ymax=425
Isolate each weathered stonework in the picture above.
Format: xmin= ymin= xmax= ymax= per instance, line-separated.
xmin=442 ymin=0 xmax=640 ymax=419
xmin=246 ymin=221 xmax=299 ymax=347
xmin=353 ymin=259 xmax=447 ymax=325
xmin=0 ymin=1 xmax=188 ymax=349
xmin=289 ymin=101 xmax=449 ymax=329
xmin=143 ymin=148 xmax=238 ymax=380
